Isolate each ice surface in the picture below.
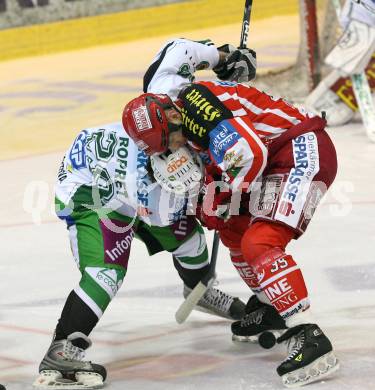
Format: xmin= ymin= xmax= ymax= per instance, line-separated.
xmin=1 ymin=121 xmax=374 ymax=390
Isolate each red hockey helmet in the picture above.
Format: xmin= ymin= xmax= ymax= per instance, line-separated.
xmin=122 ymin=93 xmax=176 ymax=155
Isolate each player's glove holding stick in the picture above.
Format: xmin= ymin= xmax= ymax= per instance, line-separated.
xmin=195 ymin=167 xmax=232 ymax=230
xmin=214 ymin=44 xmax=257 ymax=83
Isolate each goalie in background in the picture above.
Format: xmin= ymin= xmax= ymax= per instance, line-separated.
xmin=305 ymin=0 xmax=375 ymax=126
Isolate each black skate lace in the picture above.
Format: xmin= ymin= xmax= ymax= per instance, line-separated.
xmin=202 ymin=287 xmax=234 ymax=312
xmin=240 ymin=307 xmax=266 ymax=327
xmin=284 ymin=332 xmax=305 ymax=362
xmin=63 ymin=341 xmax=86 ymax=361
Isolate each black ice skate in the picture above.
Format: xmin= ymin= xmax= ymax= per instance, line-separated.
xmin=231 ymin=295 xmax=287 ymax=346
xmin=184 ymin=285 xmax=245 ymax=320
xmin=33 ymin=332 xmax=106 ymax=389
xmin=277 ymin=324 xmax=339 ymax=387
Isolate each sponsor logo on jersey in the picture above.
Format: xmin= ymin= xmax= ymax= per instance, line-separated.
xmin=57 ymin=156 xmax=67 ymax=182
xmin=224 ymin=151 xmax=235 ymax=162
xmin=282 ymin=302 xmax=304 ymax=319
xmin=114 ymin=137 xmax=129 ymax=200
xmin=210 ymin=121 xmax=241 ymax=163
xmin=212 ymin=126 xmax=239 ymax=154
xmin=264 ymin=278 xmax=301 ymax=314
xmin=96 ymin=269 xmax=121 ymax=296
xmin=69 ymin=130 xmax=87 ymax=169
xmin=180 ymin=107 xmax=208 ymax=138
xmin=234 ymin=261 xmax=260 ymax=290
xmin=264 ymin=277 xmax=293 ymax=301
xmin=167 ymin=155 xmax=188 ymax=173
xmin=174 ymin=214 xmax=189 ymax=237
xmin=136 ymin=150 xmax=151 ymax=208
xmin=279 ymin=133 xmax=319 ymax=216
xmin=132 ymin=105 xmax=152 ymax=132
xmin=278 ymin=200 xmax=294 ymax=217
xmin=105 ymin=230 xmax=135 ymax=264
xmin=184 ymin=88 xmax=222 ymax=122
xmin=86 ymin=267 xmax=123 ymax=297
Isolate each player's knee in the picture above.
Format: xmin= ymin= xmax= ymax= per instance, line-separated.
xmin=241 ymin=222 xmax=295 ymax=264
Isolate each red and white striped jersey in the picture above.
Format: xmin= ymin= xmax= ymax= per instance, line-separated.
xmin=196 ymin=80 xmax=310 ymax=143
xmin=177 ymin=80 xmax=314 ymax=190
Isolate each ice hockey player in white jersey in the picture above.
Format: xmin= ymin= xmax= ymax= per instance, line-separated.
xmin=33 ymin=122 xmax=245 ymax=389
xmin=305 ymin=0 xmax=375 ymax=126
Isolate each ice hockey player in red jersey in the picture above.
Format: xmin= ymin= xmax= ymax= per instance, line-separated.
xmin=122 ymin=38 xmax=340 ymax=387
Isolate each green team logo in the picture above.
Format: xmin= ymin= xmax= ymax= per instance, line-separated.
xmin=177 ymin=63 xmax=194 ymax=81
xmin=94 ymin=130 xmax=117 ymax=161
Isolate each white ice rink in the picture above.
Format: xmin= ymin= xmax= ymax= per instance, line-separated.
xmin=0 ymin=121 xmax=375 ymax=390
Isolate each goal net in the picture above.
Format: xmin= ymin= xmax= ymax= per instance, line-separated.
xmin=254 ymin=0 xmax=342 ymax=102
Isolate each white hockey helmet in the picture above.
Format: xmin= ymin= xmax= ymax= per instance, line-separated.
xmin=150 ymin=146 xmax=204 ymax=195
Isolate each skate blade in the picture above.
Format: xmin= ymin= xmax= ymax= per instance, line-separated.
xmin=33 ymin=370 xmax=104 ymax=389
xmin=281 ymin=351 xmax=340 ymax=388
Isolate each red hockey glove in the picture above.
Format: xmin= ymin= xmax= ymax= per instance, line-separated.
xmin=196 ymin=171 xmax=232 ymax=230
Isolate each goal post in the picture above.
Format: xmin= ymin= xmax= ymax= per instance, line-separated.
xmin=300 ymin=0 xmax=322 ymax=90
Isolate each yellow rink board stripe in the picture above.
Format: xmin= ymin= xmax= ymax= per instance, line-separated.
xmin=0 ymin=0 xmax=298 ymax=61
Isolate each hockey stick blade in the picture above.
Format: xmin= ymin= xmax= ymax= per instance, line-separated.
xmin=175 ymin=278 xmax=215 ymax=324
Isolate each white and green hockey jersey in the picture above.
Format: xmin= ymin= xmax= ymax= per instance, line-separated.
xmin=143 ymin=38 xmax=220 ymax=99
xmin=55 ymin=122 xmax=187 ymax=227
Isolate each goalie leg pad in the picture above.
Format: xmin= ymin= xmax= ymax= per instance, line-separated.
xmin=325 ymin=19 xmax=375 ymax=75
xmin=305 ymin=70 xmax=355 ymax=126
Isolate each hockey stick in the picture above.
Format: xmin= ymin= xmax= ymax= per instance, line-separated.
xmin=175 ymin=231 xmax=220 ymax=324
xmin=239 ymin=0 xmax=253 ymax=48
xmin=175 ymin=0 xmax=253 ymax=324
xmin=231 ymin=0 xmax=253 ymax=81
xmin=331 ymin=0 xmax=375 ymax=142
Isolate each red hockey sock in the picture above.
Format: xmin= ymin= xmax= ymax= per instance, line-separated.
xmin=240 ymin=222 xmax=310 ymax=320
xmin=251 ymin=247 xmax=310 ymax=320
xmin=230 ymin=248 xmax=261 ymax=293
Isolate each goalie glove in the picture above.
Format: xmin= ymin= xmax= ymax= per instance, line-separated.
xmin=214 ymin=45 xmax=257 ymax=83
xmin=150 ymin=146 xmax=204 ymax=196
